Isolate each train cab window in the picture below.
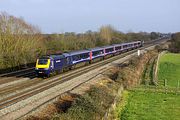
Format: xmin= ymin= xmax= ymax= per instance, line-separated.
xmin=38 ymin=59 xmax=48 ymax=65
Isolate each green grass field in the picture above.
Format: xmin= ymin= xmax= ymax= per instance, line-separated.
xmin=119 ymin=89 xmax=180 ymax=120
xmin=158 ymin=53 xmax=180 ymax=87
xmin=116 ymin=53 xmax=180 ymax=120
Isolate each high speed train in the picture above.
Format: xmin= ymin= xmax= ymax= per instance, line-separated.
xmin=35 ymin=41 xmax=143 ymax=77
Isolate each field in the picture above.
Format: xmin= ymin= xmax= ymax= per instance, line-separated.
xmin=116 ymin=52 xmax=180 ymax=120
xmin=158 ymin=53 xmax=180 ymax=87
xmin=119 ymin=89 xmax=180 ymax=120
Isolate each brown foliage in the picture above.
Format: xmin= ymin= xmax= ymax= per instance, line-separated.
xmin=118 ymin=51 xmax=157 ymax=88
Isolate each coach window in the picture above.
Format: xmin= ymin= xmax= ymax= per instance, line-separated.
xmin=73 ymin=55 xmax=79 ymax=61
xmin=81 ymin=53 xmax=88 ymax=59
xmin=115 ymin=46 xmax=121 ymax=50
xmin=93 ymin=51 xmax=100 ymax=56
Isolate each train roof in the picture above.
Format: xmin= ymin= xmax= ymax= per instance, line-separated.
xmin=113 ymin=44 xmax=123 ymax=47
xmin=88 ymin=47 xmax=104 ymax=51
xmin=112 ymin=41 xmax=141 ymax=47
xmin=50 ymin=54 xmax=65 ymax=59
xmin=102 ymin=45 xmax=115 ymax=49
xmin=39 ymin=54 xmax=66 ymax=59
xmin=67 ymin=50 xmax=90 ymax=55
xmin=121 ymin=41 xmax=139 ymax=45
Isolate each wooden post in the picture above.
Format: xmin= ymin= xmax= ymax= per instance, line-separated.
xmin=164 ymin=79 xmax=167 ymax=87
xmin=177 ymin=80 xmax=179 ymax=95
xmin=164 ymin=79 xmax=167 ymax=94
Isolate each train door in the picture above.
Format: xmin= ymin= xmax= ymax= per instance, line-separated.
xmin=89 ymin=51 xmax=92 ymax=60
xmin=51 ymin=60 xmax=54 ymax=69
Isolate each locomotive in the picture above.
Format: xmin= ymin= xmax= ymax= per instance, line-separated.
xmin=35 ymin=41 xmax=142 ymax=77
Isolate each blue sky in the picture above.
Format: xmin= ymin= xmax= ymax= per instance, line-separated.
xmin=0 ymin=0 xmax=180 ymax=33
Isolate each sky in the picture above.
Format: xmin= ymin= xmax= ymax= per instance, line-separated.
xmin=0 ymin=0 xmax=180 ymax=33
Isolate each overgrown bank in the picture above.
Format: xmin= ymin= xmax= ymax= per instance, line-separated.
xmin=25 ymin=50 xmax=158 ymax=120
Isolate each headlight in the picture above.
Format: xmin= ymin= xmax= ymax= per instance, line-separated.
xmin=35 ymin=68 xmax=38 ymax=70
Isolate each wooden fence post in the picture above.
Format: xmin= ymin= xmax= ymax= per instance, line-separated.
xmin=164 ymin=79 xmax=167 ymax=87
xmin=177 ymin=80 xmax=179 ymax=95
xmin=164 ymin=79 xmax=167 ymax=94
xmin=178 ymin=80 xmax=179 ymax=88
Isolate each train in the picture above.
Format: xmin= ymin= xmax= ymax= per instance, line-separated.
xmin=35 ymin=41 xmax=143 ymax=77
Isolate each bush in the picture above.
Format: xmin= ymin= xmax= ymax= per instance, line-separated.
xmin=52 ymin=84 xmax=117 ymax=120
xmin=170 ymin=32 xmax=180 ymax=53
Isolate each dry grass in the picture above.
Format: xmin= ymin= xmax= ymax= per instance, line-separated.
xmin=25 ymin=94 xmax=76 ymax=120
xmin=117 ymin=50 xmax=158 ymax=88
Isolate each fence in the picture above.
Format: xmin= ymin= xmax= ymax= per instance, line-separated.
xmin=154 ymin=51 xmax=167 ymax=85
xmin=162 ymin=79 xmax=180 ymax=94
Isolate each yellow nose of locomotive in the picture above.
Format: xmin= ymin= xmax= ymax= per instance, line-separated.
xmin=35 ymin=59 xmax=51 ymax=69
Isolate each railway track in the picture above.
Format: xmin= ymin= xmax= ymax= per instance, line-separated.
xmin=0 ymin=68 xmax=36 ymax=87
xmin=0 ymin=67 xmax=34 ymax=78
xmin=0 ymin=38 xmax=168 ymax=112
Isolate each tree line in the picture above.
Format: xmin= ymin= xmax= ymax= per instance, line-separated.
xmin=170 ymin=32 xmax=180 ymax=53
xmin=0 ymin=12 xmax=161 ymax=70
xmin=44 ymin=27 xmax=160 ymax=54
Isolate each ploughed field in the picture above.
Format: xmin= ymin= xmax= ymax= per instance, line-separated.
xmin=158 ymin=53 xmax=180 ymax=87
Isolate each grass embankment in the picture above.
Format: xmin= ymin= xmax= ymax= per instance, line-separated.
xmin=158 ymin=53 xmax=180 ymax=87
xmin=115 ymin=52 xmax=180 ymax=120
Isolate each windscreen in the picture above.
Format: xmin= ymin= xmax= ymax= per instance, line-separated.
xmin=38 ymin=59 xmax=48 ymax=65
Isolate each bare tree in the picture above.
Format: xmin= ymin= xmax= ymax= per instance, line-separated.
xmin=0 ymin=12 xmax=46 ymax=69
xmin=99 ymin=25 xmax=114 ymax=44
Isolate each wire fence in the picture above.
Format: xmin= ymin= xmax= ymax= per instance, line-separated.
xmin=161 ymin=79 xmax=180 ymax=95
